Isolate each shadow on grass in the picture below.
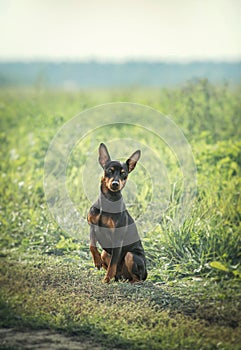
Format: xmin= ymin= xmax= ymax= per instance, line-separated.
xmin=0 ymin=278 xmax=196 ymax=349
xmin=0 ymin=270 xmax=194 ymax=349
xmin=0 ymin=258 xmax=240 ymax=349
xmin=0 ymin=298 xmax=142 ymax=350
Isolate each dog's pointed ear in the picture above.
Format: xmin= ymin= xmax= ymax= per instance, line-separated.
xmin=126 ymin=150 xmax=141 ymax=173
xmin=99 ymin=143 xmax=111 ymax=169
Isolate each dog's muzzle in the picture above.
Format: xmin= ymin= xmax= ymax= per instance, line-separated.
xmin=111 ymin=180 xmax=120 ymax=191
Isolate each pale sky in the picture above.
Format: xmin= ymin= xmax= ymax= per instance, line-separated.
xmin=0 ymin=0 xmax=240 ymax=62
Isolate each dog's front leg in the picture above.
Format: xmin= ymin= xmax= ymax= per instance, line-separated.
xmin=89 ymin=226 xmax=102 ymax=269
xmin=103 ymin=247 xmax=121 ymax=283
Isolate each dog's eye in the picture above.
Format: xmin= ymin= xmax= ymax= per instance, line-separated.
xmin=121 ymin=171 xmax=127 ymax=178
xmin=107 ymin=169 xmax=113 ymax=174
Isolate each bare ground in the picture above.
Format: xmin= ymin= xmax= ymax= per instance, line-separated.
xmin=0 ymin=328 xmax=106 ymax=350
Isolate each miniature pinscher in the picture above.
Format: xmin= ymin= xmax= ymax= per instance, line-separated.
xmin=87 ymin=143 xmax=147 ymax=283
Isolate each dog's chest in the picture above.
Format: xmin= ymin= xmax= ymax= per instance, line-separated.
xmin=99 ymin=211 xmax=128 ymax=230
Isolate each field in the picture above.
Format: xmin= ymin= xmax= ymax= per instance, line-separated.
xmin=0 ymin=79 xmax=241 ymax=349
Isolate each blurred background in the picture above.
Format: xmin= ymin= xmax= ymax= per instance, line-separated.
xmin=0 ymin=0 xmax=240 ymax=88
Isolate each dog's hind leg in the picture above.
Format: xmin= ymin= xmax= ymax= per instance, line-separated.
xmin=124 ymin=252 xmax=147 ymax=283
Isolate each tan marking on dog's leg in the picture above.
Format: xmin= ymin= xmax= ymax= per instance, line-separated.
xmin=124 ymin=252 xmax=140 ymax=283
xmin=90 ymin=245 xmax=102 ymax=269
xmin=101 ymin=250 xmax=111 ymax=270
xmin=87 ymin=212 xmax=100 ymax=225
xmin=103 ymin=264 xmax=117 ymax=283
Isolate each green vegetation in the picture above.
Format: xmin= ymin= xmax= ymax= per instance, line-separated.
xmin=0 ymin=80 xmax=241 ymax=349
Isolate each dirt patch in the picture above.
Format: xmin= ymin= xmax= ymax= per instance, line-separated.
xmin=0 ymin=328 xmax=105 ymax=350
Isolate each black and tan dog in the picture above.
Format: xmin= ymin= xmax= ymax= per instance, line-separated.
xmin=87 ymin=143 xmax=147 ymax=283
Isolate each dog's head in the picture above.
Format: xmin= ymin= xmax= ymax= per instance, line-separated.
xmin=99 ymin=143 xmax=141 ymax=192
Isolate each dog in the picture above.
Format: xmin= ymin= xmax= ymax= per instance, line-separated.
xmin=87 ymin=143 xmax=147 ymax=283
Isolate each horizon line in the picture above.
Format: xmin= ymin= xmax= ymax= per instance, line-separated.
xmin=0 ymin=58 xmax=241 ymax=64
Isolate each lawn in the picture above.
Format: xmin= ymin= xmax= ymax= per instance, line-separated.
xmin=0 ymin=80 xmax=241 ymax=349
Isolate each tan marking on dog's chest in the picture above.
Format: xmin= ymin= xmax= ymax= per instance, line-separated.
xmin=101 ymin=215 xmax=115 ymax=230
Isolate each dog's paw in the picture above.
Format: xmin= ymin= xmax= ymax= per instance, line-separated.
xmin=102 ymin=275 xmax=111 ymax=283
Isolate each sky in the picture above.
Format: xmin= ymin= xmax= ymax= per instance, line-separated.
xmin=0 ymin=0 xmax=241 ymax=62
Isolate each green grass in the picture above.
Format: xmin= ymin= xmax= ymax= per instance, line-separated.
xmin=1 ymin=256 xmax=241 ymax=349
xmin=0 ymin=80 xmax=241 ymax=349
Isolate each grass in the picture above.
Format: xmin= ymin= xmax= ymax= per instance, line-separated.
xmin=0 ymin=80 xmax=241 ymax=349
xmin=1 ymin=256 xmax=241 ymax=349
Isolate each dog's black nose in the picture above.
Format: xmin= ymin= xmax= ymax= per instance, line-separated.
xmin=111 ymin=181 xmax=119 ymax=190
